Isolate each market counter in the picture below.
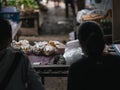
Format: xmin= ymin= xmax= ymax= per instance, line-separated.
xmin=32 ymin=64 xmax=69 ymax=84
xmin=28 ymin=54 xmax=69 ymax=84
xmin=30 ymin=44 xmax=118 ymax=85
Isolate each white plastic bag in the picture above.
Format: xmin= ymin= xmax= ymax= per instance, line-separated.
xmin=63 ymin=40 xmax=83 ymax=65
xmin=76 ymin=9 xmax=90 ymax=23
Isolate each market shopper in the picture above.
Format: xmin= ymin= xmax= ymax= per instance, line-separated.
xmin=64 ymin=0 xmax=76 ymax=18
xmin=0 ymin=18 xmax=45 ymax=90
xmin=46 ymin=0 xmax=60 ymax=7
xmin=67 ymin=21 xmax=120 ymax=90
xmin=54 ymin=0 xmax=61 ymax=8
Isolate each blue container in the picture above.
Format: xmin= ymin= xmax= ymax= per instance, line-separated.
xmin=0 ymin=12 xmax=20 ymax=23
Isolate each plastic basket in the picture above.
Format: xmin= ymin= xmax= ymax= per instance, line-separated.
xmin=0 ymin=12 xmax=20 ymax=23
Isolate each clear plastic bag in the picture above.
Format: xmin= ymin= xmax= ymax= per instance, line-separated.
xmin=63 ymin=47 xmax=83 ymax=65
xmin=63 ymin=40 xmax=84 ymax=65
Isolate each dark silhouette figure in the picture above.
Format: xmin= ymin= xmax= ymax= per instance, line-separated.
xmin=54 ymin=0 xmax=61 ymax=8
xmin=64 ymin=0 xmax=76 ymax=18
xmin=67 ymin=21 xmax=120 ymax=90
xmin=0 ymin=18 xmax=44 ymax=90
xmin=46 ymin=0 xmax=60 ymax=8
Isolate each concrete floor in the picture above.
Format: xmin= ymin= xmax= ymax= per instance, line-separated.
xmin=19 ymin=0 xmax=76 ymax=42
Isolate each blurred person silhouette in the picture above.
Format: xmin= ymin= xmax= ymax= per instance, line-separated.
xmin=54 ymin=0 xmax=61 ymax=8
xmin=67 ymin=21 xmax=120 ymax=90
xmin=46 ymin=0 xmax=60 ymax=7
xmin=0 ymin=18 xmax=45 ymax=90
xmin=64 ymin=0 xmax=76 ymax=18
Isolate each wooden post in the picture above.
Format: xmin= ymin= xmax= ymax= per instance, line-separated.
xmin=76 ymin=0 xmax=85 ymax=11
xmin=112 ymin=0 xmax=120 ymax=43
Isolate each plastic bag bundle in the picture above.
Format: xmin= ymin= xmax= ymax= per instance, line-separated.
xmin=63 ymin=40 xmax=84 ymax=65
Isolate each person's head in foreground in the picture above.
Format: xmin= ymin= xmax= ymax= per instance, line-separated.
xmin=78 ymin=21 xmax=105 ymax=56
xmin=0 ymin=18 xmax=12 ymax=50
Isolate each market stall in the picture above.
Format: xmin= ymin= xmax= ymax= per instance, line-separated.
xmin=32 ymin=64 xmax=69 ymax=84
xmin=11 ymin=39 xmax=70 ymax=84
xmin=76 ymin=0 xmax=112 ymax=44
xmin=11 ymin=38 xmax=84 ymax=84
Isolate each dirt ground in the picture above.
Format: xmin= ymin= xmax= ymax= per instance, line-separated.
xmin=19 ymin=0 xmax=77 ymax=89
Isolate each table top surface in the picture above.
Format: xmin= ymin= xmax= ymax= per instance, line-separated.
xmin=32 ymin=64 xmax=70 ymax=68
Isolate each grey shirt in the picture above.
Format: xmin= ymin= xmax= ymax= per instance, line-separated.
xmin=0 ymin=47 xmax=45 ymax=90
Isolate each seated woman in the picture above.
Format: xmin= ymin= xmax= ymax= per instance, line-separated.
xmin=67 ymin=21 xmax=120 ymax=90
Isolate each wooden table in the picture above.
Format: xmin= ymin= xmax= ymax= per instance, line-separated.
xmin=32 ymin=64 xmax=69 ymax=84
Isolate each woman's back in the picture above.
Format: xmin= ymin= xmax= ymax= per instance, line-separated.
xmin=68 ymin=21 xmax=120 ymax=90
xmin=68 ymin=53 xmax=120 ymax=90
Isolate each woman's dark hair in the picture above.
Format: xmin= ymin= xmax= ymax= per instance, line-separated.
xmin=0 ymin=18 xmax=12 ymax=44
xmin=78 ymin=21 xmax=105 ymax=56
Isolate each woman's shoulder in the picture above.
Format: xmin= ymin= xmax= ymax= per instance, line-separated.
xmin=102 ymin=52 xmax=120 ymax=60
xmin=71 ymin=53 xmax=120 ymax=66
xmin=8 ymin=47 xmax=26 ymax=55
xmin=102 ymin=53 xmax=120 ymax=64
xmin=7 ymin=47 xmax=29 ymax=62
xmin=70 ymin=56 xmax=89 ymax=68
